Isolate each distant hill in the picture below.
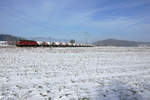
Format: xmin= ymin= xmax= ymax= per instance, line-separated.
xmin=93 ymin=39 xmax=150 ymax=47
xmin=0 ymin=34 xmax=25 ymax=41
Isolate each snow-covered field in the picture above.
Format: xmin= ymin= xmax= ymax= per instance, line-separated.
xmin=0 ymin=47 xmax=150 ymax=100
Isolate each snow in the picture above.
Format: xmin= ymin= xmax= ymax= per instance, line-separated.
xmin=0 ymin=47 xmax=150 ymax=100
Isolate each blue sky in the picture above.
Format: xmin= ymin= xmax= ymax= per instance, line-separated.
xmin=0 ymin=0 xmax=150 ymax=41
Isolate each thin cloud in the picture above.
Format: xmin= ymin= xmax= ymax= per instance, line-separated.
xmin=0 ymin=0 xmax=150 ymax=41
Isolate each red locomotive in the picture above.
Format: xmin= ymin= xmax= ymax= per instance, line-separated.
xmin=16 ymin=40 xmax=39 ymax=47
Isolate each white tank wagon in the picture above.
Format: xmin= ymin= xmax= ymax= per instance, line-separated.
xmin=78 ymin=44 xmax=82 ymax=47
xmin=72 ymin=43 xmax=76 ymax=46
xmin=66 ymin=43 xmax=72 ymax=47
xmin=66 ymin=43 xmax=78 ymax=47
xmin=59 ymin=42 xmax=67 ymax=47
xmin=82 ymin=44 xmax=85 ymax=47
xmin=52 ymin=42 xmax=60 ymax=47
xmin=37 ymin=41 xmax=43 ymax=46
xmin=47 ymin=42 xmax=52 ymax=45
xmin=42 ymin=41 xmax=50 ymax=47
xmin=75 ymin=43 xmax=79 ymax=47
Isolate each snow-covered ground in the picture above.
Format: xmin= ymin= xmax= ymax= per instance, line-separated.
xmin=0 ymin=47 xmax=150 ymax=100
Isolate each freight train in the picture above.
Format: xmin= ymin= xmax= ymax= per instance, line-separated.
xmin=16 ymin=40 xmax=93 ymax=47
